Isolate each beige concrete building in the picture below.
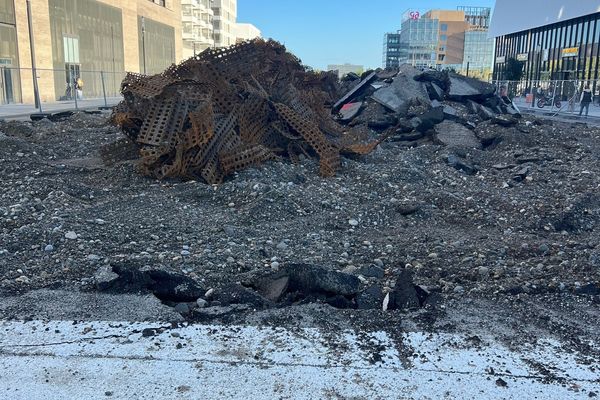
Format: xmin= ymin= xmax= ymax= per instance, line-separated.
xmin=1 ymin=0 xmax=182 ymax=104
xmin=234 ymin=23 xmax=261 ymax=43
xmin=424 ymin=10 xmax=468 ymax=66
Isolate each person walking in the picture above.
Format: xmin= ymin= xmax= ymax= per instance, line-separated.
xmin=579 ymin=84 xmax=592 ymax=117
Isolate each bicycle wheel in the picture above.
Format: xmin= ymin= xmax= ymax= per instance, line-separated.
xmin=537 ymin=99 xmax=545 ymax=108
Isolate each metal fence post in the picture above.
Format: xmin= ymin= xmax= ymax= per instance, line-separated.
xmin=71 ymin=69 xmax=78 ymax=110
xmin=26 ymin=0 xmax=43 ymax=112
xmin=100 ymin=71 xmax=108 ymax=108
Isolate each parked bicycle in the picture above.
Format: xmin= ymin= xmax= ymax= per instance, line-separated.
xmin=537 ymin=93 xmax=561 ymax=108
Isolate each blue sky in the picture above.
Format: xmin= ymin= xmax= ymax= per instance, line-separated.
xmin=238 ymin=0 xmax=495 ymax=70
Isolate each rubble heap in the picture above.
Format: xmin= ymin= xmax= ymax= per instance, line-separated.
xmin=111 ymin=39 xmax=385 ymax=183
xmin=333 ymin=64 xmax=522 ymax=147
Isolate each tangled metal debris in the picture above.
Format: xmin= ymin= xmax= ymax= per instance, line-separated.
xmin=111 ymin=39 xmax=386 ymax=183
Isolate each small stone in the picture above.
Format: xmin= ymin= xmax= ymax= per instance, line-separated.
xmin=227 ymin=256 xmax=235 ymax=263
xmin=15 ymin=275 xmax=30 ymax=284
xmin=270 ymin=261 xmax=280 ymax=269
xmin=453 ymin=285 xmax=465 ymax=294
xmin=44 ymin=245 xmax=54 ymax=252
xmin=182 ymin=245 xmax=190 ymax=251
xmin=428 ymin=253 xmax=438 ymax=259
xmin=94 ymin=219 xmax=106 ymax=225
xmin=196 ymin=298 xmax=208 ymax=308
xmin=495 ymin=378 xmax=508 ymax=387
xmin=228 ymin=202 xmax=235 ymax=207
xmin=65 ymin=231 xmax=78 ymax=240
xmin=478 ymin=266 xmax=490 ymax=278
xmin=174 ymin=303 xmax=190 ymax=314
xmin=181 ymin=250 xmax=191 ymax=256
xmin=374 ymin=259 xmax=384 ymax=268
xmin=348 ymin=219 xmax=359 ymax=227
xmin=276 ymin=241 xmax=289 ymax=250
xmin=87 ymin=254 xmax=101 ymax=262
xmin=205 ymin=288 xmax=215 ymax=298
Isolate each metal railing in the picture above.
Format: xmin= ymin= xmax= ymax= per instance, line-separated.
xmin=0 ymin=66 xmax=126 ymax=114
xmin=492 ymin=79 xmax=600 ymax=116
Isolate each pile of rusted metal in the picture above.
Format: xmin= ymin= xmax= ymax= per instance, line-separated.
xmin=111 ymin=39 xmax=384 ymax=183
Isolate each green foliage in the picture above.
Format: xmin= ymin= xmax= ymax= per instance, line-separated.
xmin=505 ymin=58 xmax=525 ymax=81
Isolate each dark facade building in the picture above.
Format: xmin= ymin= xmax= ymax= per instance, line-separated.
xmin=383 ymin=33 xmax=401 ymax=68
xmin=491 ymin=2 xmax=600 ymax=86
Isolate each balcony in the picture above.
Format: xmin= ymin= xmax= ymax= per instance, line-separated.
xmin=182 ymin=14 xmax=200 ymax=25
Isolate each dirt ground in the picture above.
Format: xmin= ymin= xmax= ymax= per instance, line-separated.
xmin=1 ymin=112 xmax=599 ymax=384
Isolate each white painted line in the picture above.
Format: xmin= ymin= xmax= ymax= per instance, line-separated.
xmin=0 ymin=320 xmax=597 ymax=399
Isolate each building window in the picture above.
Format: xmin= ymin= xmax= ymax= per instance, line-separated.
xmin=441 ymin=24 xmax=448 ymax=32
xmin=63 ymin=36 xmax=80 ymax=63
xmin=440 ymin=34 xmax=447 ymax=42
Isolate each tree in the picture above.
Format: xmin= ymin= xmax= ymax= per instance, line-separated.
xmin=504 ymin=58 xmax=525 ymax=81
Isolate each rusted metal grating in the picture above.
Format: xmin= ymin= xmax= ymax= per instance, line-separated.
xmin=111 ymin=39 xmax=386 ymax=183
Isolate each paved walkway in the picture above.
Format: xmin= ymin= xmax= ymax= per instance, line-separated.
xmin=513 ymin=97 xmax=600 ymax=120
xmin=0 ymin=97 xmax=122 ymax=120
xmin=0 ymin=319 xmax=597 ymax=399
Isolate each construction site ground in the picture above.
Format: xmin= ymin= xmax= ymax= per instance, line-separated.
xmin=1 ymin=112 xmax=599 ymax=398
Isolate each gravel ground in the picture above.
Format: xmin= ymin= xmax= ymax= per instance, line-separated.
xmin=1 ymin=112 xmax=599 ymax=360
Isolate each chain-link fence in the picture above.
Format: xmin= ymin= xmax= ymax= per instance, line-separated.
xmin=0 ymin=66 xmax=126 ymax=115
xmin=492 ymin=79 xmax=600 ymax=116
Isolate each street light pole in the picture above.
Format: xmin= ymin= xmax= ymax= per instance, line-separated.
xmin=26 ymin=0 xmax=42 ymax=111
xmin=141 ymin=16 xmax=147 ymax=74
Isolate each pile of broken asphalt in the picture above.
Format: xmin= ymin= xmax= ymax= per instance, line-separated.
xmin=0 ymin=66 xmax=599 ymax=351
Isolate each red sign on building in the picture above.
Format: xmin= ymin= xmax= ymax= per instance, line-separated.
xmin=409 ymin=11 xmax=420 ymax=20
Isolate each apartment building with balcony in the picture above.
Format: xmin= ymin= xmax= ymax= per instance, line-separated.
xmin=181 ymin=0 xmax=214 ymax=58
xmin=212 ymin=0 xmax=237 ymax=47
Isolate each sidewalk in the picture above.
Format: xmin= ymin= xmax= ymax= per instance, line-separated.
xmin=0 ymin=97 xmax=122 ymax=120
xmin=513 ymin=97 xmax=600 ymax=123
xmin=1 ymin=319 xmax=597 ymax=399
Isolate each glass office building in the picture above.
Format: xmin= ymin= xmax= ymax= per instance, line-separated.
xmin=492 ymin=2 xmax=600 ymax=85
xmin=463 ymin=31 xmax=494 ymax=78
xmin=398 ymin=17 xmax=439 ymax=68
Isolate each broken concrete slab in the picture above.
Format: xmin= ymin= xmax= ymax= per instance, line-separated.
xmin=447 ymin=154 xmax=479 ymax=175
xmin=339 ymin=102 xmax=363 ymax=122
xmin=414 ymin=69 xmax=450 ymax=91
xmin=356 ymin=286 xmax=385 ymax=310
xmin=367 ymin=114 xmax=398 ymax=130
xmin=333 ymin=71 xmax=378 ymax=111
xmin=435 ymin=120 xmax=482 ymax=150
xmin=390 ymin=269 xmax=421 ymax=310
xmin=371 ymin=64 xmax=430 ymax=115
xmin=98 ymin=264 xmax=205 ymax=303
xmin=426 ymin=82 xmax=445 ymax=101
xmin=284 ymin=264 xmax=361 ymax=297
xmin=255 ymin=276 xmax=289 ymax=302
xmin=477 ymin=105 xmax=496 ymax=121
xmin=447 ymin=74 xmax=495 ymax=101
xmin=410 ymin=106 xmax=444 ymax=133
xmin=493 ymin=115 xmax=518 ymax=127
xmin=213 ymin=284 xmax=269 ymax=307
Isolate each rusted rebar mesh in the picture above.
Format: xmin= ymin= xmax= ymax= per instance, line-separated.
xmin=111 ymin=39 xmax=383 ymax=183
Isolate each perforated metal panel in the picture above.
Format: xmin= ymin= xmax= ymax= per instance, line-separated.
xmin=112 ymin=39 xmax=386 ymax=183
